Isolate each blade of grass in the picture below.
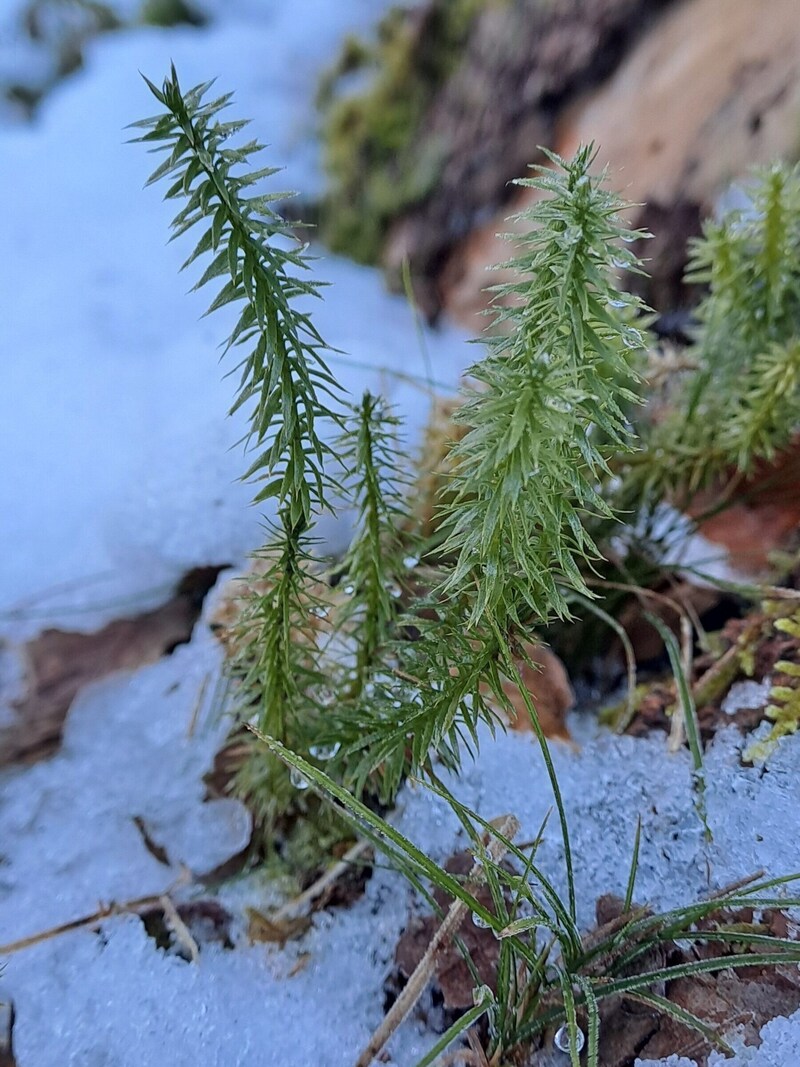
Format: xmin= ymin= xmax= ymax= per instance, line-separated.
xmin=571 ymin=591 xmax=638 ymax=731
xmin=644 ymin=612 xmax=703 ymax=773
xmin=624 ymin=990 xmax=733 ymax=1053
xmin=413 ymin=989 xmax=494 ymax=1067
xmin=575 ymin=975 xmax=600 ymax=1067
xmin=624 ymin=815 xmax=642 ymax=913
xmin=248 ymin=728 xmax=493 ymax=923
xmin=557 ymin=971 xmax=582 ymax=1067
xmin=492 ymin=630 xmax=576 ymax=922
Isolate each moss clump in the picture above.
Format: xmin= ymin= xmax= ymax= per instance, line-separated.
xmin=744 ymin=608 xmax=800 ymax=764
xmin=318 ymin=0 xmax=497 ymax=265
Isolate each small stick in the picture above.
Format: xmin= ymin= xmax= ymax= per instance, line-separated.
xmin=270 ymin=838 xmax=372 ymax=923
xmin=0 ymin=872 xmax=191 ymax=956
xmin=0 ymin=897 xmax=161 ymax=956
xmin=160 ymin=894 xmax=199 ymax=963
xmin=354 ymin=814 xmax=519 ymax=1067
xmin=186 ymin=673 xmax=210 ymax=738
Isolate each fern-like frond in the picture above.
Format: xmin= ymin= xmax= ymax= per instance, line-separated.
xmin=441 ymin=144 xmax=647 ymax=628
xmin=132 ymin=65 xmax=343 ymax=526
xmin=336 ymin=392 xmax=415 ymax=695
xmin=635 ymin=160 xmax=800 ymax=499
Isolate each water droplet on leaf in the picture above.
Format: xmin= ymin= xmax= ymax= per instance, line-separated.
xmin=623 ymin=328 xmax=643 ymax=349
xmin=309 ymin=742 xmax=341 ymax=761
xmin=290 ymin=767 xmax=310 ymax=791
xmin=312 ymin=686 xmax=335 ymax=708
xmin=545 ymin=396 xmax=572 ymax=414
xmin=554 ymin=1024 xmax=585 ymax=1053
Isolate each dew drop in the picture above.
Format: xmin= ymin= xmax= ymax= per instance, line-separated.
xmin=343 ymin=584 xmax=355 ymax=596
xmin=309 ymin=741 xmax=341 ymax=761
xmin=290 ymin=767 xmax=310 ymax=791
xmin=310 ymin=605 xmax=329 ymax=619
xmin=554 ymin=1025 xmax=585 ymax=1054
xmin=403 ymin=555 xmax=419 ymax=570
xmin=623 ymin=328 xmax=643 ymax=349
xmin=607 ymin=298 xmax=627 ymax=309
xmin=385 ymin=582 xmax=402 ymax=599
xmin=471 ymin=912 xmax=491 ymax=929
xmin=312 ymin=686 xmax=335 ymax=708
xmin=612 ymin=256 xmax=628 ymax=270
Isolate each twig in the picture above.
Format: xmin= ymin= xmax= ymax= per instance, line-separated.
xmin=160 ymin=894 xmax=199 ymax=963
xmin=186 ymin=673 xmax=210 ymax=738
xmin=270 ymin=839 xmax=372 ymax=923
xmin=354 ymin=815 xmax=519 ymax=1067
xmin=0 ymin=873 xmax=191 ymax=956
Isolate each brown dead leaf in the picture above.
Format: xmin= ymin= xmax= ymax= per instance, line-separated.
xmin=594 ymin=905 xmax=800 ymax=1067
xmin=245 ymin=906 xmax=312 ymax=947
xmin=489 ymin=642 xmax=574 ymax=742
xmin=394 ymin=851 xmax=508 ymax=1012
xmin=2 ymin=566 xmax=225 ymax=767
xmin=688 ymin=435 xmax=800 ymax=576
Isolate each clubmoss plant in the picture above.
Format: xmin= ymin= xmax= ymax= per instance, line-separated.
xmin=332 ymin=147 xmax=649 ymax=904
xmin=130 ymin=64 xmax=342 ymax=529
xmin=134 ymin=70 xmax=649 ymax=848
xmin=630 ymin=160 xmax=800 ymax=506
xmin=136 ymin=67 xmax=800 ymax=1061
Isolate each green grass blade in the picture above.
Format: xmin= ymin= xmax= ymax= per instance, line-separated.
xmin=249 ymin=729 xmax=494 ymax=923
xmin=625 ymin=990 xmax=733 ymax=1053
xmin=644 ymin=612 xmax=703 ymax=773
xmin=624 ymin=815 xmax=642 ymax=913
xmin=413 ymin=989 xmax=493 ymax=1067
xmin=557 ymin=971 xmax=583 ymax=1067
xmin=572 ymin=591 xmax=638 ymax=730
xmin=575 ymin=975 xmax=600 ymax=1067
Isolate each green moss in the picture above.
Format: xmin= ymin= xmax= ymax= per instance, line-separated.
xmin=318 ymin=0 xmax=499 ymax=264
xmin=743 ymin=610 xmax=800 ymax=764
xmin=233 ymin=741 xmax=353 ymax=874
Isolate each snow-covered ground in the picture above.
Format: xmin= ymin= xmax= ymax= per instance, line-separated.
xmin=2 ymin=6 xmax=800 ymax=1067
xmin=0 ymin=1 xmax=468 ymax=638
